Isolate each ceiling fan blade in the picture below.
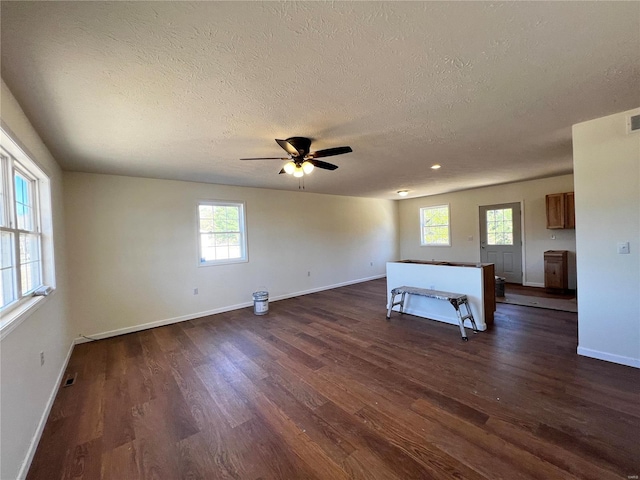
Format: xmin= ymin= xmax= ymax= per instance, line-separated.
xmin=278 ymin=168 xmax=286 ymax=174
xmin=308 ymin=159 xmax=338 ymax=170
xmin=309 ymin=146 xmax=352 ymax=158
xmin=276 ymin=139 xmax=301 ymax=157
xmin=240 ymin=157 xmax=289 ymax=161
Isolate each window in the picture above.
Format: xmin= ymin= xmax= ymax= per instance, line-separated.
xmin=420 ymin=204 xmax=450 ymax=246
xmin=198 ymin=201 xmax=247 ymax=266
xmin=486 ymin=207 xmax=513 ymax=245
xmin=1 ymin=127 xmax=54 ymax=320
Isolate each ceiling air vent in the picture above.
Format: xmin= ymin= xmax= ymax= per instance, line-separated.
xmin=627 ymin=114 xmax=640 ymax=134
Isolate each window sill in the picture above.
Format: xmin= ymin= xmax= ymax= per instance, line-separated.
xmin=0 ymin=292 xmax=53 ymax=341
xmin=199 ymin=257 xmax=248 ymax=267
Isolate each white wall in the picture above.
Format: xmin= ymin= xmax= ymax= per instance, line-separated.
xmin=64 ymin=172 xmax=399 ymax=338
xmin=573 ymin=108 xmax=640 ymax=368
xmin=397 ymin=175 xmax=576 ymax=288
xmin=0 ymin=81 xmax=71 ymax=479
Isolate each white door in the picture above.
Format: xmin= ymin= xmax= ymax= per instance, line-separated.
xmin=479 ymin=202 xmax=523 ymax=284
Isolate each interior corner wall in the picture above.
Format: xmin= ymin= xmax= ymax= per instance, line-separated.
xmin=397 ymin=175 xmax=576 ymax=288
xmin=0 ymin=80 xmax=71 ymax=479
xmin=572 ymin=108 xmax=640 ymax=368
xmin=63 ymin=172 xmax=399 ymax=339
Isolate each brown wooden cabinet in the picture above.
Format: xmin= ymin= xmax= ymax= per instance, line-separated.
xmin=546 ymin=192 xmax=575 ymax=229
xmin=544 ymin=250 xmax=568 ymax=291
xmin=565 ymin=192 xmax=575 ymax=229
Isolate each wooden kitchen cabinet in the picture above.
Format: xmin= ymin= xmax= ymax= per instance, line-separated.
xmin=544 ymin=250 xmax=568 ymax=291
xmin=565 ymin=192 xmax=575 ymax=229
xmin=546 ymin=192 xmax=575 ymax=229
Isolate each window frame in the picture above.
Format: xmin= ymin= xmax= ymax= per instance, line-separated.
xmin=420 ymin=204 xmax=451 ymax=247
xmin=0 ymin=126 xmax=55 ymax=337
xmin=14 ymin=164 xmax=39 ymax=230
xmin=485 ymin=206 xmax=514 ymax=246
xmin=197 ymin=200 xmax=248 ymax=267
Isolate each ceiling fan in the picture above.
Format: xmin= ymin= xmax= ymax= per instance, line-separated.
xmin=240 ymin=137 xmax=352 ymax=177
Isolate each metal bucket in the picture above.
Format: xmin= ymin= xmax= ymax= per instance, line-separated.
xmin=253 ymin=290 xmax=269 ymax=315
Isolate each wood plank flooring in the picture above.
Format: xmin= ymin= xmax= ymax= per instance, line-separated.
xmin=504 ymin=282 xmax=576 ymax=300
xmin=27 ymin=278 xmax=639 ymax=479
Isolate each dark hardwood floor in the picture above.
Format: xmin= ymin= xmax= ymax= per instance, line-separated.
xmin=504 ymin=282 xmax=576 ymax=300
xmin=28 ymin=278 xmax=639 ymax=479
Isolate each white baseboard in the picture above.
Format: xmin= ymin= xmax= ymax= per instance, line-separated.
xmin=523 ymin=282 xmax=545 ymax=288
xmin=74 ymin=302 xmax=255 ymax=344
xmin=270 ymin=274 xmax=386 ymax=303
xmin=75 ymin=274 xmax=387 ymax=343
xmin=17 ymin=340 xmax=75 ymax=480
xmin=577 ymin=346 xmax=640 ymax=369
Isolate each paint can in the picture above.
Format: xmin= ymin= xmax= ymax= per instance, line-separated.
xmin=253 ymin=290 xmax=269 ymax=315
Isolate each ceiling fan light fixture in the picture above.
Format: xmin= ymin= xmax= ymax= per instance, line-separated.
xmin=284 ymin=161 xmax=296 ymax=174
xmin=241 ymin=137 xmax=351 ymax=177
xmin=302 ymin=161 xmax=314 ymax=174
xmin=397 ymin=190 xmax=409 ymax=197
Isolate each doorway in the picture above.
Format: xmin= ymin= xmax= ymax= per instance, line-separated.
xmin=479 ymin=202 xmax=523 ymax=284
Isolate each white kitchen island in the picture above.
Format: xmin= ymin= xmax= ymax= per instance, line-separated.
xmin=386 ymin=260 xmax=495 ymax=331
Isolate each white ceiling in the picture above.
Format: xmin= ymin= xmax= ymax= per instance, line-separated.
xmin=1 ymin=2 xmax=638 ymax=199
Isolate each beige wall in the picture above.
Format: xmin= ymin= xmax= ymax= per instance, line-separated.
xmin=0 ymin=81 xmax=71 ymax=479
xmin=573 ymin=108 xmax=640 ymax=368
xmin=64 ymin=172 xmax=399 ymax=338
xmin=397 ymin=175 xmax=577 ymax=288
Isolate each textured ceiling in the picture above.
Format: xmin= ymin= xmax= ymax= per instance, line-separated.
xmin=1 ymin=2 xmax=639 ymax=199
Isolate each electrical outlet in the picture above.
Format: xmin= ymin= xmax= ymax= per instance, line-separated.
xmin=617 ymin=242 xmax=630 ymax=254
xmin=40 ymin=351 xmax=45 ymax=366
xmin=193 ymin=288 xmax=199 ymax=295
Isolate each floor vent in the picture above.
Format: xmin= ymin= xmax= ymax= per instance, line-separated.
xmin=62 ymin=373 xmax=77 ymax=387
xmin=628 ymin=114 xmax=640 ymax=133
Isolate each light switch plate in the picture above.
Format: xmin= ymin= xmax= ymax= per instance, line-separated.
xmin=617 ymin=242 xmax=630 ymax=254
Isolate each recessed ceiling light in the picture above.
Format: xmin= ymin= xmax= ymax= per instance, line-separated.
xmin=431 ymin=164 xmax=441 ymax=170
xmin=397 ymin=190 xmax=409 ymax=197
